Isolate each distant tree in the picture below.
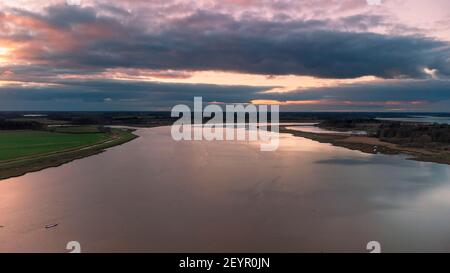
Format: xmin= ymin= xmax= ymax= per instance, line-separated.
xmin=377 ymin=122 xmax=450 ymax=145
xmin=72 ymin=117 xmax=102 ymax=125
xmin=0 ymin=119 xmax=45 ymax=130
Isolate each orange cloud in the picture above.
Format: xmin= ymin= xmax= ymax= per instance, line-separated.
xmin=0 ymin=10 xmax=125 ymax=67
xmin=250 ymin=99 xmax=429 ymax=106
xmin=251 ymin=99 xmax=322 ymax=105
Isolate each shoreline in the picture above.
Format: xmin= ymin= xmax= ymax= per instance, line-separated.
xmin=280 ymin=126 xmax=450 ymax=165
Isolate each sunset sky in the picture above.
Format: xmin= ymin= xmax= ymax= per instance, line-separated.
xmin=0 ymin=0 xmax=450 ymax=111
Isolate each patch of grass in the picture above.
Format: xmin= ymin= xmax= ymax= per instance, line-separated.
xmin=50 ymin=126 xmax=103 ymax=134
xmin=0 ymin=130 xmax=110 ymax=161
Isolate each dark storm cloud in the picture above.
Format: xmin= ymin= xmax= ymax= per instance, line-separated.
xmin=261 ymin=80 xmax=450 ymax=103
xmin=1 ymin=78 xmax=450 ymax=111
xmin=4 ymin=5 xmax=450 ymax=79
xmin=0 ymin=79 xmax=271 ymax=105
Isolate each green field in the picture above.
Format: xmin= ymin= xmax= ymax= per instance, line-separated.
xmin=0 ymin=127 xmax=138 ymax=180
xmin=49 ymin=126 xmax=103 ymax=134
xmin=0 ymin=130 xmax=111 ymax=161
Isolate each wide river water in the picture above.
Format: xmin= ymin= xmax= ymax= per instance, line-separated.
xmin=1 ymin=126 xmax=450 ymax=252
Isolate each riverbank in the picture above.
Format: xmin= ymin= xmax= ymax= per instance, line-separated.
xmin=281 ymin=126 xmax=450 ymax=165
xmin=0 ymin=127 xmax=138 ymax=180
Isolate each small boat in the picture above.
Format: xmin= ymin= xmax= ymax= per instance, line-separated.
xmin=45 ymin=223 xmax=58 ymax=229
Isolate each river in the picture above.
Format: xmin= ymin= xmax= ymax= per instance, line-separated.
xmin=1 ymin=126 xmax=450 ymax=252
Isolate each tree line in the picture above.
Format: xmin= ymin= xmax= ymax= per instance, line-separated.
xmin=0 ymin=119 xmax=45 ymax=130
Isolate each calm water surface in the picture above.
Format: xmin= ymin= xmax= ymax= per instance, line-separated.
xmin=1 ymin=126 xmax=450 ymax=252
